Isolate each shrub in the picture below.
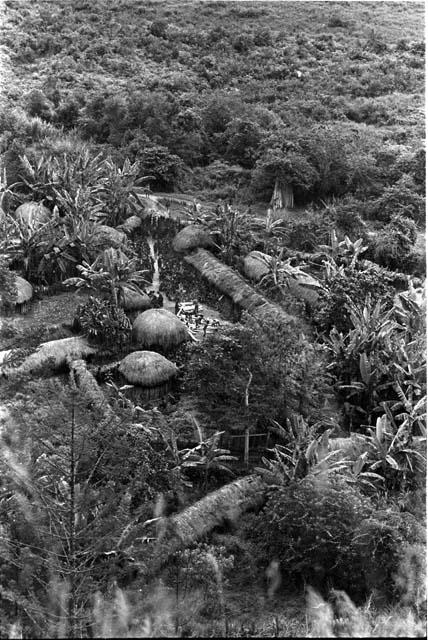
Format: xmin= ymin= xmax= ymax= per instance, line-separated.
xmin=167 ymin=543 xmax=234 ymax=616
xmin=283 ymin=215 xmax=332 ymax=252
xmin=370 ymin=216 xmax=418 ymax=271
xmin=0 ymin=258 xmax=17 ymax=312
xmin=252 ymin=474 xmax=373 ymax=597
xmin=232 ymin=34 xmax=253 ymax=54
xmin=137 ymin=145 xmax=184 ymax=191
xmin=313 ymin=266 xmax=396 ymax=334
xmin=25 ymin=89 xmax=54 ymax=121
xmin=352 ymin=510 xmax=425 ymax=603
xmin=149 ymin=20 xmax=168 ymax=39
xmin=369 ymin=175 xmax=425 ymax=224
xmin=75 ymin=296 xmax=132 ymax=348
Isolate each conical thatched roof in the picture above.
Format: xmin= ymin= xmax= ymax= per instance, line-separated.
xmin=121 ymin=286 xmax=151 ymax=312
xmin=184 ymin=249 xmax=296 ymax=328
xmin=93 ymin=225 xmax=126 ymax=248
xmin=14 ymin=275 xmax=33 ymax=304
xmin=242 ymin=251 xmax=271 ymax=282
xmin=119 ymin=350 xmax=177 ymax=387
xmin=14 ymin=201 xmax=50 ymax=227
xmin=133 ymin=308 xmax=189 ymax=350
xmin=172 ymin=225 xmax=214 ymax=253
xmin=117 ymin=216 xmax=142 ymax=235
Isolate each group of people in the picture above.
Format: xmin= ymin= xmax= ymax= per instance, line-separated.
xmin=174 ymin=298 xmax=220 ymax=337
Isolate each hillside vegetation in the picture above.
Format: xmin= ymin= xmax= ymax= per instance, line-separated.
xmin=0 ymin=1 xmax=426 ymax=638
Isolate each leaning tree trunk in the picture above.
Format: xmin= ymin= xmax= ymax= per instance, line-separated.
xmin=270 ymin=178 xmax=294 ymax=210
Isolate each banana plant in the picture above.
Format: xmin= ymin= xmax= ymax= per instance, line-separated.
xmin=176 ymin=427 xmax=237 ymax=491
xmin=318 ymin=229 xmax=368 ymax=268
xmin=354 ymin=413 xmax=426 ymax=493
xmin=64 ymin=247 xmax=149 ymax=307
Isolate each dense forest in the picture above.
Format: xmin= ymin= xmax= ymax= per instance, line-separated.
xmin=0 ymin=0 xmax=426 ymax=637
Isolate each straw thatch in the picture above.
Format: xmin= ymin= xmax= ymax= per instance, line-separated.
xmin=119 ymin=350 xmax=177 ymax=387
xmin=121 ymin=286 xmax=151 ymax=312
xmin=133 ymin=308 xmax=190 ymax=350
xmin=172 ymin=225 xmax=214 ymax=253
xmin=167 ymin=474 xmax=266 ymax=548
xmin=184 ymin=249 xmax=296 ymax=328
xmin=93 ymin=225 xmax=126 ymax=248
xmin=286 ymin=272 xmax=323 ymax=305
xmin=242 ymin=251 xmax=271 ymax=282
xmin=68 ymin=357 xmax=113 ymax=417
xmin=136 ymin=194 xmax=170 ymax=219
xmin=14 ymin=275 xmax=33 ymax=304
xmin=12 ymin=337 xmax=97 ymax=376
xmin=14 ymin=201 xmax=50 ymax=227
xmin=117 ymin=216 xmax=142 ymax=235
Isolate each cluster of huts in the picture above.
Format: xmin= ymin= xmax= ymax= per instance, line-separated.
xmin=2 ymin=196 xmax=326 ymax=405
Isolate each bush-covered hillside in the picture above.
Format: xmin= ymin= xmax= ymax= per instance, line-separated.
xmin=1 ymin=0 xmax=425 ymax=205
xmin=0 ymin=1 xmax=425 ymax=638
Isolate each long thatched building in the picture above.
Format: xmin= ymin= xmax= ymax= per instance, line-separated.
xmin=184 ymin=249 xmax=296 ymax=328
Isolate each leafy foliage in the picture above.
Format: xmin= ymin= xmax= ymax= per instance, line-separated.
xmin=74 ymin=295 xmax=131 ymax=347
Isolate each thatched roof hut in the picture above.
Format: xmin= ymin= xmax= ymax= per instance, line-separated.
xmin=14 ymin=275 xmax=33 ymax=305
xmin=242 ymin=251 xmax=271 ymax=282
xmin=117 ymin=216 xmax=142 ymax=235
xmin=121 ymin=286 xmax=151 ymax=312
xmin=119 ymin=351 xmax=177 ymax=387
xmin=184 ymin=249 xmax=296 ymax=328
xmin=136 ymin=194 xmax=170 ymax=219
xmin=14 ymin=201 xmax=50 ymax=228
xmin=133 ymin=308 xmax=189 ymax=350
xmin=93 ymin=225 xmax=126 ymax=248
xmin=11 ymin=337 xmax=97 ymax=377
xmin=172 ymin=225 xmax=214 ymax=253
xmin=167 ymin=474 xmax=266 ymax=548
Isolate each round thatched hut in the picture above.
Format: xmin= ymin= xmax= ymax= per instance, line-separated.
xmin=118 ymin=350 xmax=178 ymax=401
xmin=172 ymin=225 xmax=214 ymax=253
xmin=93 ymin=225 xmax=126 ymax=248
xmin=14 ymin=202 xmax=50 ymax=228
xmin=242 ymin=251 xmax=271 ymax=282
xmin=120 ymin=286 xmax=151 ymax=312
xmin=14 ymin=274 xmax=33 ymax=313
xmin=133 ymin=308 xmax=189 ymax=350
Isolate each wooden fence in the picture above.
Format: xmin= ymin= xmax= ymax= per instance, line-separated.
xmin=221 ymin=431 xmax=272 ymax=464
